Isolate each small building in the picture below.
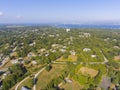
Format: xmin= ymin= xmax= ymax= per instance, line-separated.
xmin=63 ymin=46 xmax=67 ymax=49
xmin=12 ymin=47 xmax=17 ymax=52
xmin=110 ymin=84 xmax=116 ymax=90
xmin=113 ymin=39 xmax=117 ymax=42
xmin=2 ymin=71 xmax=11 ymax=79
xmin=31 ymin=61 xmax=37 ymax=65
xmin=70 ymin=50 xmax=76 ymax=55
xmin=65 ymin=78 xmax=72 ymax=83
xmin=51 ymin=49 xmax=56 ymax=53
xmin=52 ymin=44 xmax=61 ymax=48
xmin=83 ymin=48 xmax=91 ymax=52
xmin=83 ymin=33 xmax=91 ymax=37
xmin=104 ymin=38 xmax=110 ymax=41
xmin=60 ymin=49 xmax=66 ymax=53
xmin=66 ymin=28 xmax=70 ymax=32
xmin=29 ymin=42 xmax=36 ymax=46
xmin=91 ymin=55 xmax=96 ymax=58
xmin=21 ymin=86 xmax=31 ymax=90
xmin=45 ymin=53 xmax=49 ymax=57
xmin=39 ymin=48 xmax=46 ymax=52
xmin=18 ymin=59 xmax=24 ymax=64
xmin=49 ymin=34 xmax=55 ymax=37
xmin=113 ymin=46 xmax=120 ymax=49
xmin=10 ymin=59 xmax=18 ymax=64
xmin=27 ymin=52 xmax=36 ymax=57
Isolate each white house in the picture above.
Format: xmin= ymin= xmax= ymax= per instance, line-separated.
xmin=31 ymin=61 xmax=37 ymax=65
xmin=91 ymin=55 xmax=96 ymax=58
xmin=65 ymin=78 xmax=72 ymax=83
xmin=60 ymin=49 xmax=66 ymax=53
xmin=83 ymin=33 xmax=91 ymax=37
xmin=70 ymin=50 xmax=76 ymax=55
xmin=66 ymin=28 xmax=70 ymax=32
xmin=29 ymin=42 xmax=36 ymax=46
xmin=83 ymin=48 xmax=91 ymax=52
xmin=10 ymin=59 xmax=18 ymax=64
xmin=27 ymin=52 xmax=36 ymax=57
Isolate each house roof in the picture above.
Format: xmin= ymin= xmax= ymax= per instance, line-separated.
xmin=21 ymin=86 xmax=31 ymax=90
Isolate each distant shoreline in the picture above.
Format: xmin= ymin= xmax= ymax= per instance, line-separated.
xmin=0 ymin=24 xmax=120 ymax=29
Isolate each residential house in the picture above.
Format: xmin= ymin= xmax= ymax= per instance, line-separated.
xmin=21 ymin=86 xmax=31 ymax=90
xmin=83 ymin=48 xmax=91 ymax=52
xmin=66 ymin=28 xmax=70 ymax=32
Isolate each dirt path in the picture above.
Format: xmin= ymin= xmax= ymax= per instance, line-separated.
xmin=15 ymin=76 xmax=29 ymax=90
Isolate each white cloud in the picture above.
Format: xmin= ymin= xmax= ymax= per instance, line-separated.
xmin=0 ymin=12 xmax=3 ymax=16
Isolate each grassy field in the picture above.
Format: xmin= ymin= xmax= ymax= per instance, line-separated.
xmin=79 ymin=67 xmax=98 ymax=78
xmin=56 ymin=55 xmax=77 ymax=62
xmin=60 ymin=80 xmax=84 ymax=90
xmin=10 ymin=64 xmax=45 ymax=90
xmin=18 ymin=77 xmax=33 ymax=90
xmin=36 ymin=64 xmax=66 ymax=90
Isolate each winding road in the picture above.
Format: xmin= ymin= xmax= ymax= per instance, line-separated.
xmin=33 ymin=67 xmax=46 ymax=90
xmin=15 ymin=66 xmax=46 ymax=90
xmin=100 ymin=50 xmax=108 ymax=63
xmin=15 ymin=50 xmax=109 ymax=90
xmin=15 ymin=76 xmax=29 ymax=90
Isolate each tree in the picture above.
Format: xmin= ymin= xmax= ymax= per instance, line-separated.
xmin=2 ymin=64 xmax=27 ymax=90
xmin=46 ymin=65 xmax=52 ymax=72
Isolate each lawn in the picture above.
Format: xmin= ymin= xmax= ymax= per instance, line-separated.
xmin=36 ymin=64 xmax=66 ymax=90
xmin=56 ymin=55 xmax=77 ymax=62
xmin=60 ymin=80 xmax=84 ymax=90
xmin=79 ymin=67 xmax=98 ymax=78
xmin=18 ymin=77 xmax=33 ymax=90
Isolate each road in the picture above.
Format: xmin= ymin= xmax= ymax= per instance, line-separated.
xmin=100 ymin=50 xmax=108 ymax=63
xmin=52 ymin=50 xmax=109 ymax=65
xmin=15 ymin=76 xmax=29 ymax=90
xmin=15 ymin=51 xmax=109 ymax=90
xmin=33 ymin=67 xmax=46 ymax=90
xmin=52 ymin=61 xmax=67 ymax=64
xmin=15 ymin=66 xmax=46 ymax=90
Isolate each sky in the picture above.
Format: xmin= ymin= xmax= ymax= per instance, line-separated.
xmin=0 ymin=0 xmax=120 ymax=24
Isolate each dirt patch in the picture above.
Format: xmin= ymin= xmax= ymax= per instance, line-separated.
xmin=114 ymin=56 xmax=120 ymax=61
xmin=68 ymin=55 xmax=77 ymax=61
xmin=10 ymin=52 xmax=18 ymax=57
xmin=79 ymin=67 xmax=98 ymax=77
xmin=61 ymin=80 xmax=84 ymax=90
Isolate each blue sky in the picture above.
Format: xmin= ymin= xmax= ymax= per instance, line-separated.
xmin=0 ymin=0 xmax=120 ymax=24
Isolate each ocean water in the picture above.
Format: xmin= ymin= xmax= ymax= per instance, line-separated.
xmin=56 ymin=24 xmax=120 ymax=29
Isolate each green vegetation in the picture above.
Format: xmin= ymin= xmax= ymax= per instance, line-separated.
xmin=0 ymin=27 xmax=120 ymax=90
xmin=2 ymin=64 xmax=27 ymax=90
xmin=46 ymin=64 xmax=52 ymax=72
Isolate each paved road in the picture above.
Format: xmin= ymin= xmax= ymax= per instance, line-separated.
xmin=33 ymin=67 xmax=46 ymax=90
xmin=15 ymin=51 xmax=109 ymax=90
xmin=52 ymin=50 xmax=109 ymax=65
xmin=15 ymin=76 xmax=29 ymax=90
xmin=100 ymin=50 xmax=108 ymax=63
xmin=15 ymin=67 xmax=46 ymax=90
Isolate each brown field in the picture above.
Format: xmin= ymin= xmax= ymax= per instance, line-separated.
xmin=114 ymin=56 xmax=120 ymax=61
xmin=79 ymin=67 xmax=98 ymax=77
xmin=36 ymin=64 xmax=66 ymax=90
xmin=60 ymin=80 xmax=84 ymax=90
xmin=10 ymin=52 xmax=18 ymax=57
